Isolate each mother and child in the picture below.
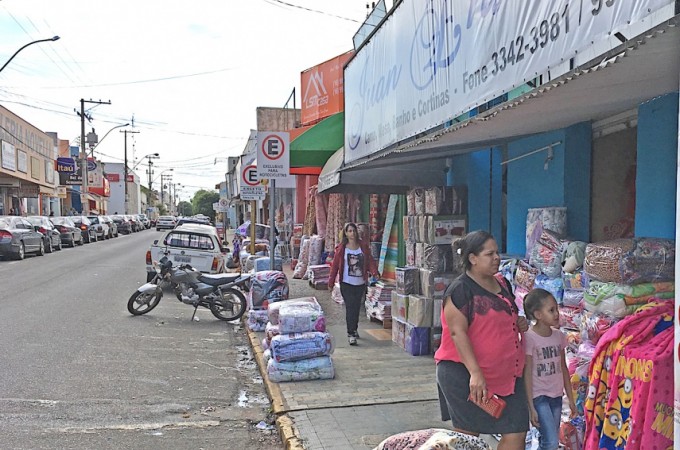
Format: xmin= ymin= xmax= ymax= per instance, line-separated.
xmin=435 ymin=230 xmax=577 ymax=450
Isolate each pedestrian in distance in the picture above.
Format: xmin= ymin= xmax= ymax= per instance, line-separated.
xmin=328 ymin=222 xmax=379 ymax=346
xmin=435 ymin=230 xmax=529 ymax=450
xmin=523 ymin=288 xmax=577 ymax=450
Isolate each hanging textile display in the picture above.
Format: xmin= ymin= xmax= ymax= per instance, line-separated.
xmin=324 ymin=193 xmax=347 ymax=253
xmin=378 ymin=195 xmax=399 ymax=279
xmin=302 ymin=186 xmax=317 ymax=237
xmin=315 ymin=186 xmax=328 ymax=238
xmin=369 ymin=194 xmax=381 ymax=242
xmin=583 ymin=300 xmax=673 ymax=450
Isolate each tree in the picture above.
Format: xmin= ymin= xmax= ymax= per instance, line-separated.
xmin=191 ymin=190 xmax=219 ymax=221
xmin=177 ymin=201 xmax=193 ymax=216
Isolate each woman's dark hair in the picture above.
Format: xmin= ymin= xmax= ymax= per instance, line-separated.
xmin=341 ymin=222 xmax=359 ymax=245
xmin=523 ymin=288 xmax=553 ymax=321
xmin=452 ymin=230 xmax=495 ymax=272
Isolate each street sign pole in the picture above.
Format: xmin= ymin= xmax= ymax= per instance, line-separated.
xmin=269 ymin=178 xmax=275 ymax=268
xmin=250 ymin=200 xmax=256 ymax=255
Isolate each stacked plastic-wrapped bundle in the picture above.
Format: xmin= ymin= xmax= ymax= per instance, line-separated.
xmin=247 ymin=309 xmax=269 ymax=332
xmin=525 ymin=206 xmax=567 ymax=259
xmin=307 ymin=264 xmax=331 ymax=290
xmin=266 ymin=297 xmax=334 ymax=382
xmin=365 ymin=281 xmax=393 ymax=323
xmin=292 ymin=236 xmax=310 ymax=279
xmin=253 ymin=256 xmax=283 ymax=272
xmin=250 ymin=270 xmax=289 ymax=310
xmin=306 ymin=235 xmax=324 ymax=268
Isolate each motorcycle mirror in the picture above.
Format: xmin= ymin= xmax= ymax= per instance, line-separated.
xmin=153 ymin=239 xmax=159 ymax=245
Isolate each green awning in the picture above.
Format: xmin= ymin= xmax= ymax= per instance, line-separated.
xmin=290 ymin=112 xmax=344 ymax=167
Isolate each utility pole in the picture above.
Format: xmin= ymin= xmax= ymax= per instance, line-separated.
xmin=120 ymin=129 xmax=140 ymax=214
xmin=78 ymin=98 xmax=110 ymax=215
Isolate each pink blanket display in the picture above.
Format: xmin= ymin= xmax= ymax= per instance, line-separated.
xmin=267 ymin=297 xmax=321 ymax=325
xmin=584 ymin=300 xmax=673 ymax=450
xmin=529 ymin=229 xmax=567 ymax=278
xmin=277 ymin=304 xmax=326 ymax=334
xmin=266 ymin=356 xmax=335 ymax=382
xmin=269 ymin=331 xmax=334 ymax=362
xmin=526 ymin=206 xmax=567 ymax=259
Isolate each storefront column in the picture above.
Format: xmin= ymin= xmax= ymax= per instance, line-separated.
xmin=506 ymin=122 xmax=591 ymax=255
xmin=636 ymin=93 xmax=679 ymax=238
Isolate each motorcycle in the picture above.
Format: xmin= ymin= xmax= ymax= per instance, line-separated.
xmin=127 ymin=253 xmax=251 ymax=321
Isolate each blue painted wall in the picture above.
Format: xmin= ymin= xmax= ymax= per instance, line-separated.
xmin=635 ymin=93 xmax=679 ymax=238
xmin=506 ymin=122 xmax=591 ymax=255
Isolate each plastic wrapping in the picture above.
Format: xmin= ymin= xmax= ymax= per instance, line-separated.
xmin=267 ymin=297 xmax=321 ymax=325
xmin=583 ymin=239 xmax=634 ymax=284
xmin=407 ymin=189 xmax=416 ymax=216
xmin=253 ymin=256 xmax=283 ymax=272
xmin=562 ymin=289 xmax=584 ymax=308
xmin=526 ymin=207 xmax=567 ymax=259
xmin=418 ymin=216 xmax=428 ymax=243
xmin=331 ymin=282 xmax=343 ymax=304
xmin=307 ymin=235 xmax=324 ymax=267
xmin=579 ymin=310 xmax=618 ymax=344
xmin=529 ymin=230 xmax=567 ymax=278
xmin=619 ymin=237 xmax=675 ymax=284
xmin=246 ymin=309 xmax=269 ymax=331
xmin=293 ymin=237 xmax=311 ymax=279
xmin=278 ymin=305 xmax=326 ymax=333
xmin=405 ymin=241 xmax=416 ymax=266
xmin=433 ymin=299 xmax=443 ymax=328
xmin=514 ymin=260 xmax=539 ymax=290
xmin=583 ymin=280 xmax=674 ymax=317
xmin=562 ymin=270 xmax=587 ymax=290
xmin=250 ymin=270 xmax=289 ymax=309
xmin=499 ymin=258 xmax=519 ymax=285
xmin=404 ymin=322 xmax=431 ymax=356
xmin=421 ymin=244 xmax=446 ymax=272
xmin=558 ymin=305 xmax=582 ymax=330
xmin=266 ymin=356 xmax=335 ymax=382
xmin=414 ymin=188 xmax=425 ymax=215
xmin=269 ymin=331 xmax=334 ymax=362
xmin=407 ymin=294 xmax=433 ymax=327
xmin=265 ymin=322 xmax=280 ymax=344
xmin=391 ymin=291 xmax=409 ymax=321
xmin=419 ymin=268 xmax=435 ymax=299
xmin=392 ymin=318 xmax=406 ymax=349
xmin=562 ymin=241 xmax=587 ymax=273
xmin=395 ymin=266 xmax=420 ymax=295
xmin=424 ymin=187 xmax=443 ymax=215
xmin=433 ymin=274 xmax=456 ymax=299
xmin=533 ymin=273 xmax=564 ymax=303
xmin=414 ymin=243 xmax=424 ymax=267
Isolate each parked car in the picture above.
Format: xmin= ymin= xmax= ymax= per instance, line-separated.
xmin=27 ymin=216 xmax=62 ymax=252
xmin=145 ymin=223 xmax=228 ymax=281
xmin=101 ymin=215 xmax=118 ymax=238
xmin=87 ymin=216 xmax=110 ymax=240
xmin=111 ymin=215 xmax=132 ymax=234
xmin=0 ymin=216 xmax=46 ymax=259
xmin=138 ymin=214 xmax=151 ymax=229
xmin=130 ymin=215 xmax=144 ymax=232
xmin=155 ymin=215 xmax=176 ymax=231
xmin=71 ymin=216 xmax=98 ymax=243
xmin=51 ymin=216 xmax=84 ymax=247
xmin=174 ymin=216 xmax=211 ymax=228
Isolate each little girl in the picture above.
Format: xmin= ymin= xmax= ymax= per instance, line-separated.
xmin=523 ymin=288 xmax=577 ymax=450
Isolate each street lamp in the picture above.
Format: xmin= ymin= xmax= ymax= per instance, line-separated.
xmin=132 ymin=153 xmax=160 ymax=170
xmin=90 ymin=123 xmax=129 ymax=154
xmin=159 ymin=169 xmax=174 ymax=208
xmin=0 ymin=36 xmax=60 ymax=73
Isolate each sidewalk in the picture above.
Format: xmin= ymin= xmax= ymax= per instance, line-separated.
xmin=244 ymin=260 xmax=499 ymax=450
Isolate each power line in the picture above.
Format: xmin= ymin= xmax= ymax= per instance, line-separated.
xmin=260 ymin=0 xmax=361 ymax=23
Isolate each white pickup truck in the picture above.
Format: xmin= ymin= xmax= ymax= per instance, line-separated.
xmin=145 ymin=224 xmax=229 ymax=281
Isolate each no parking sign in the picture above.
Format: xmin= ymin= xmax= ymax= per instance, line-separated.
xmin=257 ymin=132 xmax=289 ymax=179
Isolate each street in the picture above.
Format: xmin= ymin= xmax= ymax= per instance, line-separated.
xmin=0 ymin=230 xmax=281 ymax=450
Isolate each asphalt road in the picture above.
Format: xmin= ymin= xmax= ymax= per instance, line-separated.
xmin=0 ymin=229 xmax=281 ymax=450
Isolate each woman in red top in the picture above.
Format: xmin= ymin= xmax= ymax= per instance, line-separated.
xmin=328 ymin=222 xmax=378 ymax=346
xmin=435 ymin=231 xmax=529 ymax=449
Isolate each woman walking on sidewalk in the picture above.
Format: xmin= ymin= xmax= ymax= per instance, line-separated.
xmin=329 ymin=222 xmax=379 ymax=346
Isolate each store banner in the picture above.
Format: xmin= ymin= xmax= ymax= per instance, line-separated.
xmin=344 ymin=0 xmax=673 ymax=163
xmin=300 ymin=51 xmax=353 ymax=126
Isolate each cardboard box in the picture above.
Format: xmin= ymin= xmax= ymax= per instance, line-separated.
xmin=407 ymin=294 xmax=433 ymax=327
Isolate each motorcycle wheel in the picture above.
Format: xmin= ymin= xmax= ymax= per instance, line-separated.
xmin=210 ymin=288 xmax=246 ymax=321
xmin=127 ymin=289 xmax=162 ymax=315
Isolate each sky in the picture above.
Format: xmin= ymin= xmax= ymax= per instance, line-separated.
xmin=0 ymin=0 xmax=370 ymax=202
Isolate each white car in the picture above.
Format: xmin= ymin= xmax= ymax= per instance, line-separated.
xmin=155 ymin=215 xmax=176 ymax=231
xmin=146 ymin=224 xmax=228 ymax=281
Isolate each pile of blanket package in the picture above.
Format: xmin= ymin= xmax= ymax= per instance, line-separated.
xmin=499 ymin=206 xmax=674 ymax=450
xmin=365 ymin=281 xmax=394 ymax=329
xmin=387 ymin=187 xmax=463 ymax=357
xmin=260 ymin=297 xmax=335 ymax=382
xmin=292 ymin=235 xmax=331 ymax=291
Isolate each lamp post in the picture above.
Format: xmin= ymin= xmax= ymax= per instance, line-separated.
xmin=89 ymin=123 xmax=129 ymax=153
xmin=159 ymin=169 xmax=174 ymax=211
xmin=0 ymin=36 xmax=60 ymax=73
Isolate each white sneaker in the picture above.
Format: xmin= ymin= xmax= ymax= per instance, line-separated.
xmin=348 ymin=336 xmax=357 ymax=346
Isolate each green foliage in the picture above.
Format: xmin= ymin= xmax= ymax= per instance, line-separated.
xmin=191 ymin=190 xmax=219 ymax=221
xmin=177 ymin=201 xmax=193 ymax=216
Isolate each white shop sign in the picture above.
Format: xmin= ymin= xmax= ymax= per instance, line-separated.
xmin=344 ymin=0 xmax=673 ymax=163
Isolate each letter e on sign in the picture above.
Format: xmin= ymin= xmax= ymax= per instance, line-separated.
xmin=242 ymin=165 xmax=259 ymax=186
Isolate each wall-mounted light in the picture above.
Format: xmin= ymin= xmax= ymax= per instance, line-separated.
xmin=544 ymin=147 xmax=554 ymax=171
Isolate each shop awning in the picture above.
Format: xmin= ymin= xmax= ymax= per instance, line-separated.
xmin=338 ymin=18 xmax=679 ymax=180
xmin=290 ymin=112 xmax=344 ymax=168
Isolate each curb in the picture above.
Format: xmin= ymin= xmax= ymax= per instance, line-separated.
xmin=246 ymin=323 xmax=306 ymax=450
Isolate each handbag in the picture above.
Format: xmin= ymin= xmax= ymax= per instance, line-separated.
xmin=468 ymin=394 xmax=507 ymax=419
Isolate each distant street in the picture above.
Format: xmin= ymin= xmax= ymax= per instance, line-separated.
xmin=0 ymin=230 xmax=281 ymax=450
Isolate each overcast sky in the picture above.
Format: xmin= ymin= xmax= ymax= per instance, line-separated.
xmin=0 ymin=0 xmax=369 ymax=200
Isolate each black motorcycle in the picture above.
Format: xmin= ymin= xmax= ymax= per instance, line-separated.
xmin=128 ymin=254 xmax=250 ymax=321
